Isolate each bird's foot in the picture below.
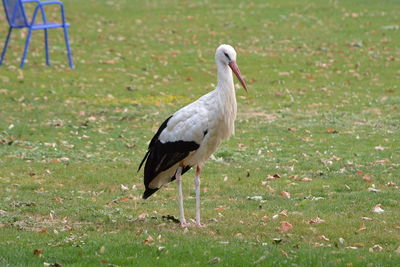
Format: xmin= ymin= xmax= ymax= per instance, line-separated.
xmin=180 ymin=221 xmax=190 ymax=228
xmin=194 ymin=222 xmax=205 ymax=228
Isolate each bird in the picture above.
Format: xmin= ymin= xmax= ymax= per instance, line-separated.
xmin=138 ymin=44 xmax=248 ymax=227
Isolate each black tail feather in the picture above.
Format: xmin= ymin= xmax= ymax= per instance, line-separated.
xmin=142 ymin=187 xmax=159 ymax=199
xmin=138 ymin=150 xmax=150 ymax=172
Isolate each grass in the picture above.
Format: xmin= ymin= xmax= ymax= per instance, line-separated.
xmin=0 ymin=0 xmax=399 ymax=266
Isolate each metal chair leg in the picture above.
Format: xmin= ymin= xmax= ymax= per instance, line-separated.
xmin=20 ymin=28 xmax=33 ymax=68
xmin=0 ymin=27 xmax=13 ymax=65
xmin=44 ymin=29 xmax=50 ymax=65
xmin=63 ymin=27 xmax=73 ymax=69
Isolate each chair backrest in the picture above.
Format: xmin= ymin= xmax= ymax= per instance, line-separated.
xmin=2 ymin=0 xmax=28 ymax=27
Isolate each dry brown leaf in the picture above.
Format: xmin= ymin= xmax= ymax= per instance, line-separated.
xmin=280 ymin=221 xmax=293 ymax=232
xmin=357 ymin=223 xmax=367 ymax=232
xmin=307 ymin=217 xmax=325 ymax=224
xmin=267 ymin=173 xmax=281 ymax=179
xmin=137 ymin=213 xmax=148 ymax=220
xmin=370 ymin=244 xmax=383 ymax=251
xmin=386 ymin=182 xmax=396 ymax=187
xmin=363 ymin=174 xmax=372 ymax=183
xmin=326 ymin=128 xmax=338 ymax=133
xmin=215 ymin=206 xmax=226 ymax=211
xmin=144 ymin=235 xmax=153 ymax=244
xmin=33 ymin=249 xmax=42 ymax=256
xmin=318 ymin=235 xmax=330 ymax=241
xmin=279 ymin=210 xmax=288 ymax=217
xmin=361 ymin=217 xmax=373 ymax=221
xmin=280 ymin=191 xmax=291 ymax=199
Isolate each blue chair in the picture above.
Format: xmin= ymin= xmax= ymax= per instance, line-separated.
xmin=0 ymin=0 xmax=73 ymax=68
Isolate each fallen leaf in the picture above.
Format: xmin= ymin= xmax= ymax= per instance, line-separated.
xmin=353 ymin=242 xmax=364 ymax=247
xmin=144 ymin=235 xmax=153 ymax=244
xmin=386 ymin=182 xmax=396 ymax=187
xmin=357 ymin=223 xmax=367 ymax=232
xmin=119 ymin=197 xmax=130 ymax=202
xmin=50 ymin=197 xmax=63 ymax=203
xmin=361 ymin=217 xmax=373 ymax=221
xmin=326 ymin=128 xmax=338 ymax=133
xmin=247 ymin=196 xmax=263 ymax=201
xmin=372 ymin=204 xmax=384 ymax=213
xmin=267 ymin=185 xmax=275 ymax=193
xmin=137 ymin=213 xmax=148 ymax=220
xmin=280 ymin=221 xmax=293 ymax=232
xmin=267 ymin=173 xmax=281 ymax=179
xmin=280 ymin=249 xmax=288 ymax=257
xmin=280 ymin=191 xmax=291 ymax=199
xmin=307 ymin=217 xmax=325 ymax=224
xmin=43 ymin=263 xmax=62 ymax=267
xmin=370 ymin=244 xmax=383 ymax=251
xmin=318 ymin=235 xmax=330 ymax=241
xmin=33 ymin=249 xmax=42 ymax=256
xmin=368 ymin=187 xmax=380 ymax=193
xmin=363 ymin=174 xmax=372 ymax=183
xmin=279 ymin=210 xmax=288 ymax=217
xmin=209 ymin=257 xmax=220 ymax=264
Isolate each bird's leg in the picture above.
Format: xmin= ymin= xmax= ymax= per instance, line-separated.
xmin=194 ymin=166 xmax=202 ymax=226
xmin=176 ymin=165 xmax=188 ymax=227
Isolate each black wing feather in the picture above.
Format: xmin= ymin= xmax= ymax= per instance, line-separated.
xmin=143 ymin=165 xmax=191 ymax=199
xmin=139 ymin=116 xmax=200 ymax=199
xmin=138 ymin=116 xmax=172 ymax=172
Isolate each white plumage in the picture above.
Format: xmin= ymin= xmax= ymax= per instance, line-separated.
xmin=138 ymin=44 xmax=248 ymax=226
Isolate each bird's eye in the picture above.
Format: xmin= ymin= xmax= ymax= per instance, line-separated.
xmin=223 ymin=52 xmax=231 ymax=61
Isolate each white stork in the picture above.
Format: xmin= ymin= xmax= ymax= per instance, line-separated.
xmin=138 ymin=44 xmax=248 ymax=227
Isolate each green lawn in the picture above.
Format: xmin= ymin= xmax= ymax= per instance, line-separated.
xmin=0 ymin=0 xmax=399 ymax=266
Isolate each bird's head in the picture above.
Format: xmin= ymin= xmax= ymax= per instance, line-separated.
xmin=215 ymin=44 xmax=248 ymax=92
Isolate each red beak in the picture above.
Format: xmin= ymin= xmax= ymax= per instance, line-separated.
xmin=228 ymin=61 xmax=248 ymax=92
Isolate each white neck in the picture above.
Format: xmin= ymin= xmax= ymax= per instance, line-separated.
xmin=216 ymin=62 xmax=234 ymax=92
xmin=214 ymin=62 xmax=237 ymax=138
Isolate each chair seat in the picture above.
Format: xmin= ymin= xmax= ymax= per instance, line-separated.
xmin=31 ymin=22 xmax=70 ymax=29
